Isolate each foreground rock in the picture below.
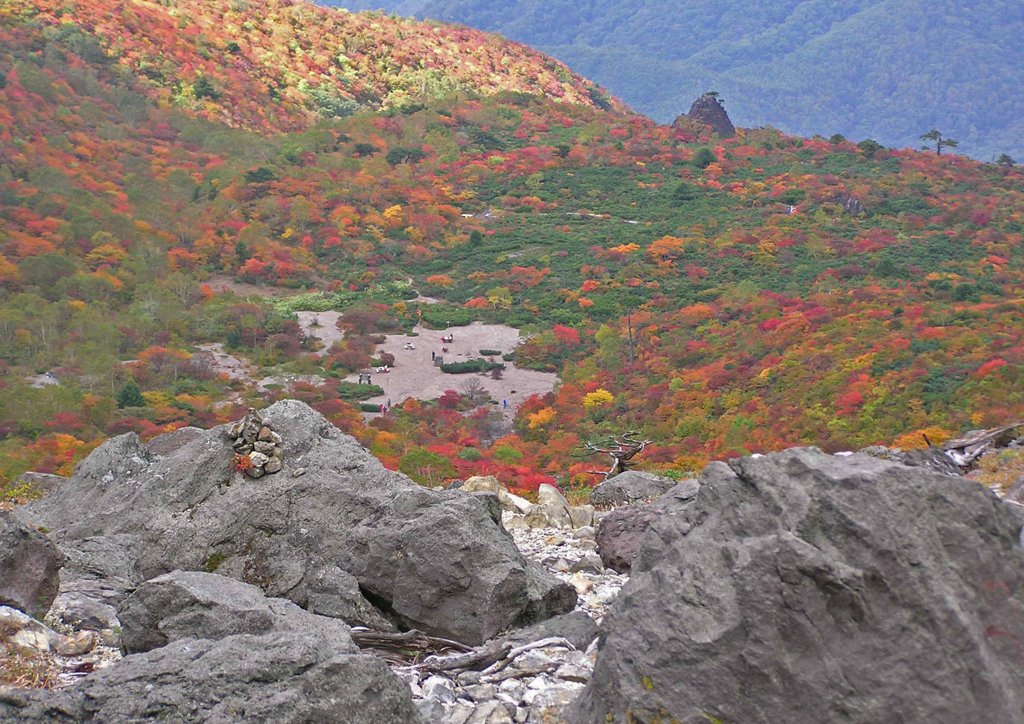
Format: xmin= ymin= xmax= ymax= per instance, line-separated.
xmin=2 ymin=570 xmax=420 ymax=724
xmin=118 ymin=571 xmax=356 ymax=653
xmin=0 ymin=512 xmax=62 ymax=619
xmin=17 ymin=400 xmax=574 ymax=645
xmin=2 ymin=633 xmax=419 ymax=724
xmin=589 ymin=470 xmax=679 ymax=508
xmin=568 ymin=448 xmax=1024 ymax=724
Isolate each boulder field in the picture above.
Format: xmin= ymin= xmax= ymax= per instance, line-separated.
xmin=14 ymin=399 xmax=575 ymax=646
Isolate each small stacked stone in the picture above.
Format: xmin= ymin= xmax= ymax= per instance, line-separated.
xmin=228 ymin=408 xmax=283 ymax=478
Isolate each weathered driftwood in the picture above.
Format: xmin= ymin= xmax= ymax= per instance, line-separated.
xmin=892 ymin=421 xmax=1024 ymax=475
xmin=942 ymin=422 xmax=1024 ymax=467
xmin=350 ymin=628 xmax=472 ymax=666
xmin=355 ymin=628 xmax=578 ymax=682
xmin=421 ymin=641 xmax=510 ymax=673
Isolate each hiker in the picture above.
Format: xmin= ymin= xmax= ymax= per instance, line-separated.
xmin=503 ymin=399 xmax=507 ymax=409
xmin=431 ymin=351 xmax=435 ymax=360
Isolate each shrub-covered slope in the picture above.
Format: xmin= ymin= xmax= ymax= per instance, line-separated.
xmin=5 ymin=0 xmax=623 ymax=133
xmin=1 ymin=0 xmax=1023 ymax=496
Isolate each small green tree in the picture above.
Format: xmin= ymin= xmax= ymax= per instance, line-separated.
xmin=920 ymin=129 xmax=958 ymax=155
xmin=692 ymin=147 xmax=716 ymax=169
xmin=192 ymin=75 xmax=220 ymax=101
xmin=116 ymin=380 xmax=145 ymax=408
xmin=997 ymin=154 xmax=1016 ymax=167
xmin=857 ymin=139 xmax=884 ymax=157
xmin=672 ymin=182 xmax=696 ymax=201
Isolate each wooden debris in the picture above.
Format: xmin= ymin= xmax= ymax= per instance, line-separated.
xmin=349 ymin=628 xmax=472 ymax=666
xmin=941 ymin=422 xmax=1024 ymax=468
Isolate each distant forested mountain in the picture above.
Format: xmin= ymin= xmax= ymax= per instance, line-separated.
xmin=324 ymin=0 xmax=1024 ymax=160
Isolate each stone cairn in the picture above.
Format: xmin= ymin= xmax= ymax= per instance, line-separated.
xmin=227 ymin=408 xmax=283 ymax=478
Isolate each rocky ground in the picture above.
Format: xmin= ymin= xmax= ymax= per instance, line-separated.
xmin=2 ymin=506 xmax=625 ymax=724
xmin=393 ymin=511 xmax=627 ymax=724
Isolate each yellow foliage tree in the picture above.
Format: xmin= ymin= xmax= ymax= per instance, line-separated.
xmin=582 ymin=389 xmax=614 ymax=408
xmin=891 ymin=426 xmax=955 ymax=450
xmin=527 ymin=407 xmax=557 ymax=429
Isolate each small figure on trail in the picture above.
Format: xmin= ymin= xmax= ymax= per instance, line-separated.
xmin=502 ymin=399 xmax=508 ymax=409
xmin=431 ymin=351 xmax=435 ymax=361
xmin=379 ymin=404 xmax=385 ymax=414
xmin=387 ymin=399 xmax=392 ymax=408
xmin=367 ymin=375 xmax=372 ymax=385
xmin=358 ymin=374 xmax=364 ymax=384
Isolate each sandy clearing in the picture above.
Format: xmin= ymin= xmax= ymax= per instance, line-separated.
xmin=195 ymin=343 xmax=259 ymax=381
xmin=339 ymin=322 xmax=559 ymax=418
xmin=26 ymin=373 xmax=60 ymax=389
xmin=295 ymin=311 xmax=346 ymax=355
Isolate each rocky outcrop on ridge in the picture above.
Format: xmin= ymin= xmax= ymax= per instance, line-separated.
xmin=0 ymin=512 xmax=63 ymax=619
xmin=567 ymin=448 xmax=1024 ymax=724
xmin=674 ymin=92 xmax=735 ymax=137
xmin=15 ymin=400 xmax=575 ymax=646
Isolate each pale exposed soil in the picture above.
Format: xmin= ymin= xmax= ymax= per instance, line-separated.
xmin=26 ymin=373 xmax=60 ymax=389
xmin=337 ymin=323 xmax=559 ymax=418
xmin=204 ymin=275 xmax=295 ymax=299
xmin=195 ymin=343 xmax=258 ymax=380
xmin=206 ymin=298 xmax=559 ymax=418
xmin=294 ymin=311 xmax=345 ymax=356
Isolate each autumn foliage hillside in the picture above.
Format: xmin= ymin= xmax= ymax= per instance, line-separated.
xmin=5 ymin=0 xmax=624 ymax=133
xmin=1 ymin=0 xmax=1023 ymax=496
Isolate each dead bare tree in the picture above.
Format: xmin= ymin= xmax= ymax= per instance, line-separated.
xmin=578 ymin=432 xmax=653 ymax=480
xmin=460 ymin=377 xmax=487 ymax=402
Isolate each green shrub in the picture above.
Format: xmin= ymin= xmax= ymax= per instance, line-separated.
xmin=457 ymin=447 xmax=483 ymax=461
xmin=479 ymin=348 xmax=501 ymax=356
xmin=440 ymin=359 xmax=505 ymax=374
xmin=336 ymin=382 xmax=384 ymax=401
xmin=493 ymin=445 xmax=523 ymax=463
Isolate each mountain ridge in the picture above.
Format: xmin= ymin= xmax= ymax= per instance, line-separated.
xmin=323 ymin=0 xmax=1024 ymax=161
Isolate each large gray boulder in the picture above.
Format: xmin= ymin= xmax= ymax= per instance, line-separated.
xmin=47 ymin=534 xmax=138 ymax=633
xmin=568 ymin=448 xmax=1024 ymax=724
xmin=589 ymin=470 xmax=680 ymax=508
xmin=17 ymin=400 xmax=574 ymax=645
xmin=118 ymin=570 xmax=357 ymax=654
xmin=0 ymin=634 xmax=420 ymax=724
xmin=0 ymin=512 xmax=62 ymax=618
xmin=595 ymin=504 xmax=662 ymax=574
xmin=595 ymin=478 xmax=700 ymax=573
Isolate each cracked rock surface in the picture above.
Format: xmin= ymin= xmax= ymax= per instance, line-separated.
xmin=566 ymin=447 xmax=1024 ymax=724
